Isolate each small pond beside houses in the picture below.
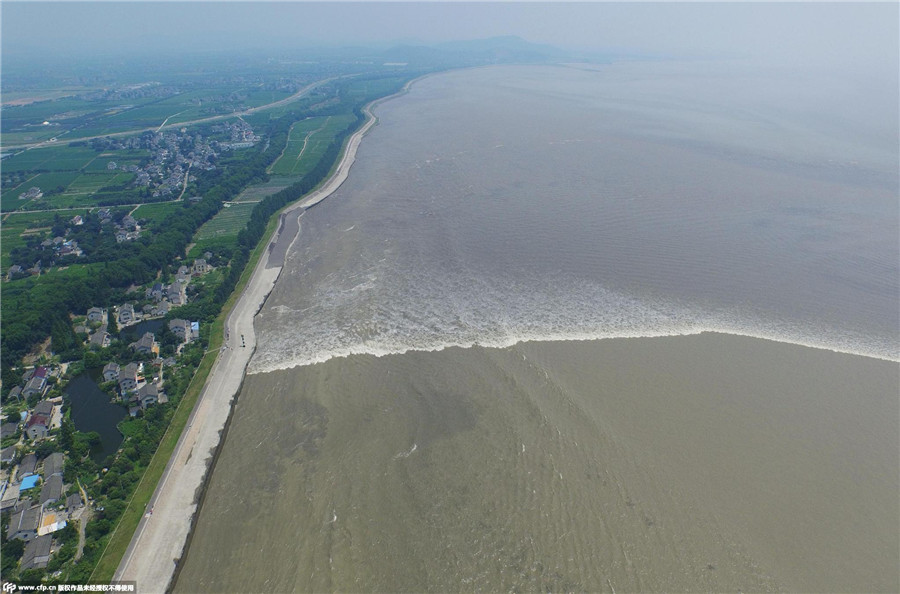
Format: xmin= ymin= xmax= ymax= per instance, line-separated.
xmin=65 ymin=374 xmax=126 ymax=464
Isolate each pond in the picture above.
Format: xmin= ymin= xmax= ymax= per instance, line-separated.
xmin=118 ymin=318 xmax=164 ymax=342
xmin=65 ymin=373 xmax=126 ymax=464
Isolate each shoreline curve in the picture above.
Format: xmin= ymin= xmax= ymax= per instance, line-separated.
xmin=112 ymin=76 xmax=421 ymax=593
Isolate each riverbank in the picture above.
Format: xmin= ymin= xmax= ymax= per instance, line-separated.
xmin=111 ymin=87 xmax=405 ymax=592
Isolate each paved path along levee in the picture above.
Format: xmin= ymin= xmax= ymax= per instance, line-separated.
xmin=113 ymin=97 xmax=386 ymax=593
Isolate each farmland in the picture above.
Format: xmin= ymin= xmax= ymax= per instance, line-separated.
xmin=0 ymin=85 xmax=299 ymax=147
xmin=270 ymin=114 xmax=356 ymax=177
xmin=131 ymin=201 xmax=186 ymax=229
xmin=193 ymin=201 xmax=256 ymax=242
xmin=231 ymin=176 xmax=296 ymax=202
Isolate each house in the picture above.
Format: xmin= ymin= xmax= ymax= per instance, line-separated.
xmin=118 ymin=304 xmax=135 ymax=325
xmin=1 ymin=445 xmax=17 ymax=465
xmin=58 ymin=241 xmax=82 ymax=258
xmin=102 ymin=362 xmax=120 ymax=382
xmin=19 ymin=475 xmax=40 ymax=492
xmin=7 ymin=505 xmax=41 ymax=541
xmin=39 ymin=474 xmax=63 ymax=505
xmin=71 ymin=215 xmax=83 ymax=226
xmin=175 ymin=266 xmax=191 ymax=284
xmin=118 ymin=363 xmax=140 ymax=392
xmin=8 ymin=386 xmax=22 ymax=401
xmin=34 ymin=400 xmax=54 ymax=417
xmin=1 ymin=422 xmax=18 ymax=440
xmin=19 ymin=187 xmax=42 ymax=200
xmin=146 ymin=283 xmax=165 ymax=300
xmin=7 ymin=264 xmax=25 ymax=280
xmin=167 ymin=280 xmax=186 ymax=305
xmin=152 ymin=301 xmax=170 ymax=317
xmin=42 ymin=452 xmax=64 ymax=478
xmin=89 ymin=327 xmax=110 ymax=349
xmin=87 ymin=307 xmax=106 ymax=323
xmin=134 ymin=383 xmax=159 ymax=409
xmin=0 ymin=483 xmax=20 ymax=512
xmin=169 ymin=319 xmax=191 ymax=341
xmin=23 ymin=375 xmax=47 ymax=398
xmin=20 ymin=534 xmax=52 ymax=569
xmin=130 ymin=332 xmax=158 ymax=356
xmin=65 ymin=493 xmax=83 ymax=515
xmin=26 ymin=415 xmax=50 ymax=440
xmin=17 ymin=453 xmax=37 ymax=479
xmin=191 ymin=258 xmax=209 ymax=275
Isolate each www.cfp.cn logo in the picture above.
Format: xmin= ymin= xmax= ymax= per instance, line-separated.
xmin=3 ymin=582 xmax=16 ymax=593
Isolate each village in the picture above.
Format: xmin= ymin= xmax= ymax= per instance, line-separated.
xmin=89 ymin=118 xmax=259 ymax=199
xmin=0 ymin=257 xmax=211 ymax=573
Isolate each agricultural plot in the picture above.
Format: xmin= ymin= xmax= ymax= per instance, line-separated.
xmin=132 ymin=201 xmax=186 ymax=228
xmin=6 ymin=171 xmax=138 ymax=212
xmin=0 ymin=97 xmax=101 ymax=132
xmin=0 ymin=146 xmax=100 ymax=173
xmin=270 ymin=114 xmax=355 ymax=177
xmin=231 ymin=177 xmax=295 ymax=203
xmin=65 ymin=172 xmax=134 ymax=195
xmin=0 ymin=171 xmax=83 ymax=212
xmin=84 ymin=150 xmax=150 ymax=172
xmin=239 ymin=89 xmax=295 ymax=109
xmin=193 ymin=202 xmax=256 ymax=242
xmin=0 ymin=129 xmax=61 ymax=145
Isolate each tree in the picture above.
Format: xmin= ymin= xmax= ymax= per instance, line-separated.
xmin=82 ymin=350 xmax=102 ymax=369
xmin=34 ymin=441 xmax=58 ymax=460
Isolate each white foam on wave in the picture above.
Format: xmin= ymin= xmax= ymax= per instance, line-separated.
xmin=248 ymin=270 xmax=898 ymax=375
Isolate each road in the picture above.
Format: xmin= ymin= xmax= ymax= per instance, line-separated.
xmin=112 ymin=92 xmax=386 ymax=594
xmin=2 ymin=76 xmax=343 ymax=152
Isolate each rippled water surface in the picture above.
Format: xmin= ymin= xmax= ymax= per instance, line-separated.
xmin=251 ymin=64 xmax=898 ymax=372
xmin=176 ymin=63 xmax=899 ymax=593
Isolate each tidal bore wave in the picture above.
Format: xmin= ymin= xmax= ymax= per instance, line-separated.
xmin=249 ymin=272 xmax=899 ymax=374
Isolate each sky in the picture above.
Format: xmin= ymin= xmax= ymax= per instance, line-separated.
xmin=1 ymin=1 xmax=897 ymax=74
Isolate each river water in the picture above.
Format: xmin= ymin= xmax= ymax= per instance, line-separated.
xmin=175 ymin=63 xmax=899 ymax=592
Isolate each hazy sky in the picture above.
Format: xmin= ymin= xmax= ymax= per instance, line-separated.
xmin=2 ymin=2 xmax=896 ymax=72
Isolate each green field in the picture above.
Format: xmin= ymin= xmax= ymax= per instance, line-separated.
xmin=65 ymin=172 xmax=132 ymax=194
xmin=132 ymin=201 xmax=186 ymax=228
xmin=270 ymin=114 xmax=355 ymax=177
xmin=0 ymin=129 xmax=61 ymax=145
xmin=84 ymin=150 xmax=150 ymax=172
xmin=2 ymin=85 xmax=297 ymax=146
xmin=0 ymin=146 xmax=101 ymax=173
xmin=231 ymin=177 xmax=295 ymax=202
xmin=1 ymin=209 xmax=89 ymax=269
xmin=1 ymin=171 xmax=82 ymax=212
xmin=193 ymin=202 xmax=256 ymax=241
